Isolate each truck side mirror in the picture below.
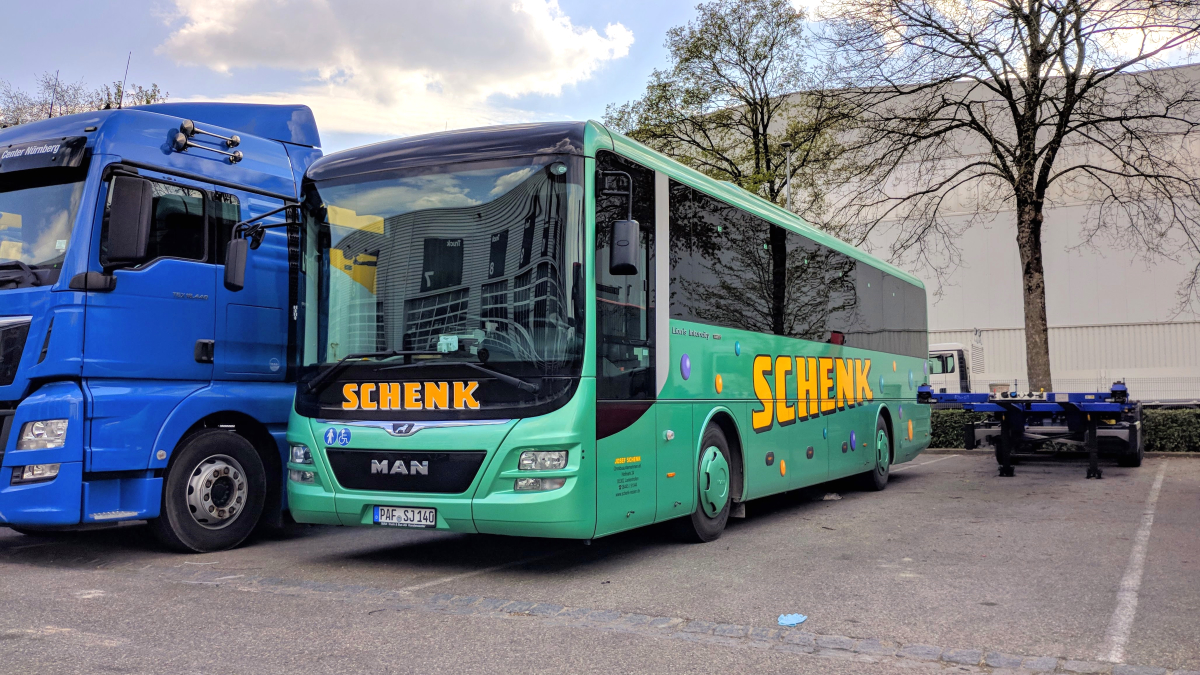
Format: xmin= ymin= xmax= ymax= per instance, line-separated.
xmin=107 ymin=176 xmax=154 ymax=263
xmin=224 ymin=238 xmax=248 ymax=291
xmin=609 ymin=219 xmax=641 ymax=275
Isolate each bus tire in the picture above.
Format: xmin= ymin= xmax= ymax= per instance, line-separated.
xmin=675 ymin=424 xmax=732 ymax=543
xmin=148 ymin=429 xmax=266 ymax=553
xmin=860 ymin=417 xmax=891 ymax=491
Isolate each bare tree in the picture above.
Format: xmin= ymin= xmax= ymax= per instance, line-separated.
xmin=0 ymin=72 xmax=168 ymax=128
xmin=818 ymin=0 xmax=1200 ymax=390
xmin=604 ymin=0 xmax=842 ymax=218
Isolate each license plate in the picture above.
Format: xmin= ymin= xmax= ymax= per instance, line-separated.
xmin=373 ymin=505 xmax=437 ymax=528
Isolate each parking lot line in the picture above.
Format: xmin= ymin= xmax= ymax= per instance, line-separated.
xmin=891 ymin=454 xmax=960 ymax=472
xmin=1099 ymin=460 xmax=1169 ymax=663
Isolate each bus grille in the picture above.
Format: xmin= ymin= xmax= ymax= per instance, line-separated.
xmin=0 ymin=318 xmax=30 ymax=387
xmin=326 ymin=449 xmax=487 ymax=494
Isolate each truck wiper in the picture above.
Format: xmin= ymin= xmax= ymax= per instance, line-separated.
xmin=304 ymin=350 xmax=439 ymax=394
xmin=377 ymin=358 xmax=541 ymax=394
xmin=0 ymin=261 xmax=41 ymax=288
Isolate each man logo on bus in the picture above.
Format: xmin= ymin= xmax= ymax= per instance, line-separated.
xmin=752 ymin=356 xmax=873 ymax=433
xmin=342 ymin=381 xmax=481 ymax=411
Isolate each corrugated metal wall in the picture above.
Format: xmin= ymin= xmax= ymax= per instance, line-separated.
xmin=930 ymin=321 xmax=1200 ymax=401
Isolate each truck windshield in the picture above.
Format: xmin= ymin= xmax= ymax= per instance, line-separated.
xmin=0 ymin=168 xmax=87 ymax=288
xmin=297 ymin=155 xmax=586 ymax=420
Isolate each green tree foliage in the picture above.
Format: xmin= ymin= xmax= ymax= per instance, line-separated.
xmin=604 ymin=0 xmax=843 ymax=220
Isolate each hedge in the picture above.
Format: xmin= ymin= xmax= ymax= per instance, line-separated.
xmin=930 ymin=408 xmax=1200 ymax=452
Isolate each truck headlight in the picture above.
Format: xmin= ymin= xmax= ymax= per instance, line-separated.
xmin=290 ymin=444 xmax=313 ymax=464
xmin=518 ymin=450 xmax=567 ymax=471
xmin=11 ymin=463 xmax=60 ymax=484
xmin=16 ymin=419 xmax=68 ymax=450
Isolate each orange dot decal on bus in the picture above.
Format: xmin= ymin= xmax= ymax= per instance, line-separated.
xmin=908 ymin=419 xmax=914 ymax=441
xmin=715 ymin=374 xmax=723 ymax=394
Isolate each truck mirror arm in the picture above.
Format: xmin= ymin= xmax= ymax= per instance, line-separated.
xmin=224 ymin=204 xmax=299 ymax=292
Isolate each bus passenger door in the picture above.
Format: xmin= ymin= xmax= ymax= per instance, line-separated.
xmin=594 ymin=151 xmax=657 ymax=537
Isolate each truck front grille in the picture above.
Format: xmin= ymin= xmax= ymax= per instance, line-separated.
xmin=0 ymin=318 xmax=31 ymax=387
xmin=0 ymin=404 xmax=16 ymax=464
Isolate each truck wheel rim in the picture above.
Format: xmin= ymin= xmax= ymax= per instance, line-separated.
xmin=699 ymin=446 xmax=729 ymax=518
xmin=876 ymin=430 xmax=890 ymax=476
xmin=185 ymin=454 xmax=248 ymax=530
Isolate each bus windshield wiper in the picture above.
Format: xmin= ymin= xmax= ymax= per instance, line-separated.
xmin=461 ymin=361 xmax=541 ymax=394
xmin=304 ymin=350 xmax=438 ymax=394
xmin=377 ymin=358 xmax=541 ymax=394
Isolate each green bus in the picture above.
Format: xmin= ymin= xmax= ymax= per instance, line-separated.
xmin=285 ymin=121 xmax=930 ymax=542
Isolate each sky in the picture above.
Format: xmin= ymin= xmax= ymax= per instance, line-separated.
xmin=0 ymin=0 xmax=703 ymax=152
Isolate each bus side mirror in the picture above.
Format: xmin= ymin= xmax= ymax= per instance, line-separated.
xmin=107 ymin=176 xmax=154 ymax=263
xmin=609 ymin=219 xmax=641 ymax=275
xmin=224 ymin=238 xmax=248 ymax=291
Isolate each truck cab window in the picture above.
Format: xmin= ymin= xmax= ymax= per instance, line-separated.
xmin=101 ymin=180 xmax=207 ymax=265
xmin=210 ymin=192 xmax=241 ymax=265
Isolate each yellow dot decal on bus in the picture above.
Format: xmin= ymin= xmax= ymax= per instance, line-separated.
xmin=779 ymin=459 xmax=786 ymax=476
xmin=715 ymin=374 xmax=723 ymax=394
xmin=892 ymin=360 xmax=897 ymax=372
xmin=907 ymin=419 xmax=914 ymax=440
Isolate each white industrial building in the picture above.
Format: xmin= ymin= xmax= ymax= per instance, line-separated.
xmin=823 ymin=65 xmax=1200 ymax=402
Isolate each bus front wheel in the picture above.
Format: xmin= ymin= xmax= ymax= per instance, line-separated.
xmin=860 ymin=417 xmax=891 ymax=491
xmin=149 ymin=429 xmax=267 ymax=553
xmin=676 ymin=425 xmax=732 ymax=543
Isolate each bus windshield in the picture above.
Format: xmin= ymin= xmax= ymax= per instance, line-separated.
xmin=297 ymin=155 xmax=586 ymax=420
xmin=0 ymin=168 xmax=87 ymax=288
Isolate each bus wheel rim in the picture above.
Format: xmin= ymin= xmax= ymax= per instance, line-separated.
xmin=699 ymin=446 xmax=730 ymax=517
xmin=876 ymin=430 xmax=890 ymax=475
xmin=185 ymin=454 xmax=248 ymax=530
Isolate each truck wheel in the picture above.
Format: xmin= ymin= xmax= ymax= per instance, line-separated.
xmin=860 ymin=417 xmax=891 ymax=491
xmin=149 ymin=429 xmax=266 ymax=553
xmin=674 ymin=425 xmax=732 ymax=543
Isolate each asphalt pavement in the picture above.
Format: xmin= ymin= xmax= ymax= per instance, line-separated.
xmin=1 ymin=451 xmax=1197 ymax=675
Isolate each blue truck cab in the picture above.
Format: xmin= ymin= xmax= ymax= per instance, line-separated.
xmin=0 ymin=103 xmax=321 ymax=551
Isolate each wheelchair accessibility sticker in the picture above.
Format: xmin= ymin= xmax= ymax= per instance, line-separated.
xmin=324 ymin=427 xmax=352 ymax=447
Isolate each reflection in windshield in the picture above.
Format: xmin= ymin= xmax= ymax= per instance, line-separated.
xmin=0 ymin=175 xmax=86 ymax=273
xmin=299 ymin=155 xmax=585 ymax=415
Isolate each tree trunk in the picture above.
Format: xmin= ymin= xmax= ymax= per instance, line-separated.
xmin=1015 ymin=199 xmax=1053 ymax=392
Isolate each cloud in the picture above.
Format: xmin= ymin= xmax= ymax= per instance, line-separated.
xmin=489 ymin=167 xmax=538 ymax=196
xmin=158 ymin=0 xmax=633 ymax=140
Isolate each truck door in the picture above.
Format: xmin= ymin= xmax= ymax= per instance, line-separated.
xmin=84 ymin=172 xmax=216 ymax=383
xmin=212 ymin=193 xmax=290 ymax=380
xmin=928 ymin=351 xmax=957 ymax=393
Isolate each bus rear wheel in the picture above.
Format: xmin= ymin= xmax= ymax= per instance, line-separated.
xmin=675 ymin=424 xmax=732 ymax=543
xmin=860 ymin=417 xmax=891 ymax=491
xmin=149 ymin=429 xmax=266 ymax=553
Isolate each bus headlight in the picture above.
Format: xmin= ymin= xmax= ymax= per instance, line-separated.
xmin=514 ymin=477 xmax=566 ymax=491
xmin=16 ymin=419 xmax=68 ymax=450
xmin=290 ymin=444 xmax=313 ymax=464
xmin=11 ymin=463 xmax=60 ymax=484
xmin=289 ymin=469 xmax=316 ymax=484
xmin=518 ymin=450 xmax=567 ymax=471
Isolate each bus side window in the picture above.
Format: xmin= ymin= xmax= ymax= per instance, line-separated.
xmin=595 ymin=151 xmax=655 ymax=400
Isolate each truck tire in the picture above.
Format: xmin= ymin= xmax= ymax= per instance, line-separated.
xmin=860 ymin=417 xmax=891 ymax=491
xmin=149 ymin=429 xmax=266 ymax=553
xmin=674 ymin=425 xmax=732 ymax=543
